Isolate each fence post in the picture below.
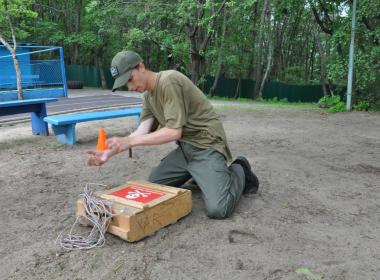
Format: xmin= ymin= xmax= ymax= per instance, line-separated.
xmin=346 ymin=0 xmax=357 ymax=111
xmin=59 ymin=47 xmax=68 ymax=97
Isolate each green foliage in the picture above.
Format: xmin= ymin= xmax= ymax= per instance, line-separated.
xmin=366 ymin=91 xmax=380 ymax=111
xmin=353 ymin=100 xmax=370 ymax=111
xmin=325 ymin=0 xmax=380 ymax=110
xmin=318 ymin=95 xmax=346 ymax=112
xmin=354 ymin=88 xmax=380 ymax=111
xmin=196 ymin=75 xmax=207 ymax=88
xmin=2 ymin=0 xmax=379 ymax=110
xmin=124 ymin=28 xmax=146 ymax=49
xmin=295 ymin=267 xmax=322 ymax=280
xmin=0 ymin=0 xmax=37 ymax=40
xmin=284 ymin=66 xmax=306 ymax=84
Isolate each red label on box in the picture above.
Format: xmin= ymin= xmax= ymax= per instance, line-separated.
xmin=109 ymin=185 xmax=166 ymax=203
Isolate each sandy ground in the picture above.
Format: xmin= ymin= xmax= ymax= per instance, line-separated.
xmin=0 ymin=104 xmax=379 ymax=280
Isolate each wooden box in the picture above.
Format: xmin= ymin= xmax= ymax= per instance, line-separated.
xmin=76 ymin=180 xmax=192 ymax=242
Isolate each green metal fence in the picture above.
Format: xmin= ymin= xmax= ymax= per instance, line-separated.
xmin=65 ymin=64 xmax=113 ymax=88
xmin=66 ymin=65 xmax=329 ymax=102
xmin=204 ymin=76 xmax=326 ymax=102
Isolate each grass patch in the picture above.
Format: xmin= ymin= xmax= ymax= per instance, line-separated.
xmin=208 ymin=96 xmax=317 ymax=110
xmin=0 ymin=137 xmax=36 ymax=150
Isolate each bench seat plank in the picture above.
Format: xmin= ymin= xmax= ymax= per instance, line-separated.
xmin=0 ymin=98 xmax=57 ymax=109
xmin=0 ymin=98 xmax=58 ymax=135
xmin=44 ymin=108 xmax=142 ymax=125
xmin=44 ymin=107 xmax=142 ymax=145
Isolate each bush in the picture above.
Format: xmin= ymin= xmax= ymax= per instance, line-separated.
xmin=353 ymin=100 xmax=370 ymax=111
xmin=318 ymin=95 xmax=346 ymax=112
xmin=354 ymin=88 xmax=380 ymax=111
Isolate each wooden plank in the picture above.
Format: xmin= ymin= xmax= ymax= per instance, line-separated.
xmin=97 ymin=193 xmax=147 ymax=210
xmin=128 ymin=180 xmax=186 ymax=194
xmin=44 ymin=107 xmax=142 ymax=145
xmin=142 ymin=193 xmax=177 ymax=209
xmin=0 ymin=98 xmax=57 ymax=107
xmin=44 ymin=107 xmax=142 ymax=125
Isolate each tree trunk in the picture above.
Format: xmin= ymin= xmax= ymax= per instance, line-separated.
xmin=284 ymin=9 xmax=302 ymax=69
xmin=63 ymin=0 xmax=71 ymax=62
xmin=95 ymin=51 xmax=107 ymax=89
xmin=234 ymin=76 xmax=242 ymax=99
xmin=278 ymin=16 xmax=288 ymax=80
xmin=209 ymin=5 xmax=227 ymax=97
xmin=310 ymin=43 xmax=315 ymax=82
xmin=247 ymin=48 xmax=255 ymax=80
xmin=144 ymin=39 xmax=151 ymax=68
xmin=189 ymin=24 xmax=206 ymax=87
xmin=187 ymin=0 xmax=227 ymax=85
xmin=304 ymin=22 xmax=312 ymax=82
xmin=0 ymin=0 xmax=23 ymax=99
xmin=253 ymin=0 xmax=269 ymax=99
xmin=12 ymin=53 xmax=23 ymax=99
xmin=247 ymin=7 xmax=258 ymax=79
xmin=310 ymin=8 xmax=329 ymax=96
xmin=309 ymin=2 xmax=333 ymax=35
xmin=155 ymin=46 xmax=162 ymax=72
xmin=73 ymin=0 xmax=82 ymax=64
xmin=190 ymin=51 xmax=202 ymax=84
xmin=259 ymin=2 xmax=272 ymax=98
xmin=98 ymin=61 xmax=107 ymax=90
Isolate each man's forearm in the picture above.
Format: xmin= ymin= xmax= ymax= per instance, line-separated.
xmin=130 ymin=117 xmax=154 ymax=137
xmin=129 ymin=127 xmax=182 ymax=147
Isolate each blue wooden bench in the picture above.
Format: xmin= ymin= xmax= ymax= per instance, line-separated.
xmin=44 ymin=107 xmax=142 ymax=145
xmin=0 ymin=98 xmax=58 ymax=135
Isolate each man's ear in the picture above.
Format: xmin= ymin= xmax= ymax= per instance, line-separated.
xmin=139 ymin=63 xmax=146 ymax=72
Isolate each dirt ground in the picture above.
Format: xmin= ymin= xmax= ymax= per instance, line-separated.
xmin=0 ymin=103 xmax=379 ymax=280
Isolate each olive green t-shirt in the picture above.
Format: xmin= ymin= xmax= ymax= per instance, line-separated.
xmin=140 ymin=70 xmax=232 ymax=162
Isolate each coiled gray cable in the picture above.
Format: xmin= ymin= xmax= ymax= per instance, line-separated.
xmin=56 ymin=183 xmax=115 ymax=251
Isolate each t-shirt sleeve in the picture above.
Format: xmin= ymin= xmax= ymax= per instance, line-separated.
xmin=140 ymin=93 xmax=154 ymax=122
xmin=162 ymin=83 xmax=188 ymax=129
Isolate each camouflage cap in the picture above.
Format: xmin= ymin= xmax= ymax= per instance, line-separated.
xmin=110 ymin=51 xmax=143 ymax=92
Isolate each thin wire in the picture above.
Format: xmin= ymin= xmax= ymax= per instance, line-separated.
xmin=56 ymin=183 xmax=117 ymax=252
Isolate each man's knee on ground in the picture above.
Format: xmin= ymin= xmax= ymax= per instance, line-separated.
xmin=147 ymin=172 xmax=158 ymax=183
xmin=148 ymin=168 xmax=164 ymax=184
xmin=206 ymin=202 xmax=230 ymax=219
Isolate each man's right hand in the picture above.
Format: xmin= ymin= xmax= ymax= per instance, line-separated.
xmin=86 ymin=149 xmax=114 ymax=166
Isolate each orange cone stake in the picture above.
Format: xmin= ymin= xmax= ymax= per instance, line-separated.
xmin=96 ymin=128 xmax=108 ymax=151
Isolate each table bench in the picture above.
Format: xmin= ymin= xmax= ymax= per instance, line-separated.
xmin=0 ymin=98 xmax=58 ymax=135
xmin=44 ymin=107 xmax=142 ymax=145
